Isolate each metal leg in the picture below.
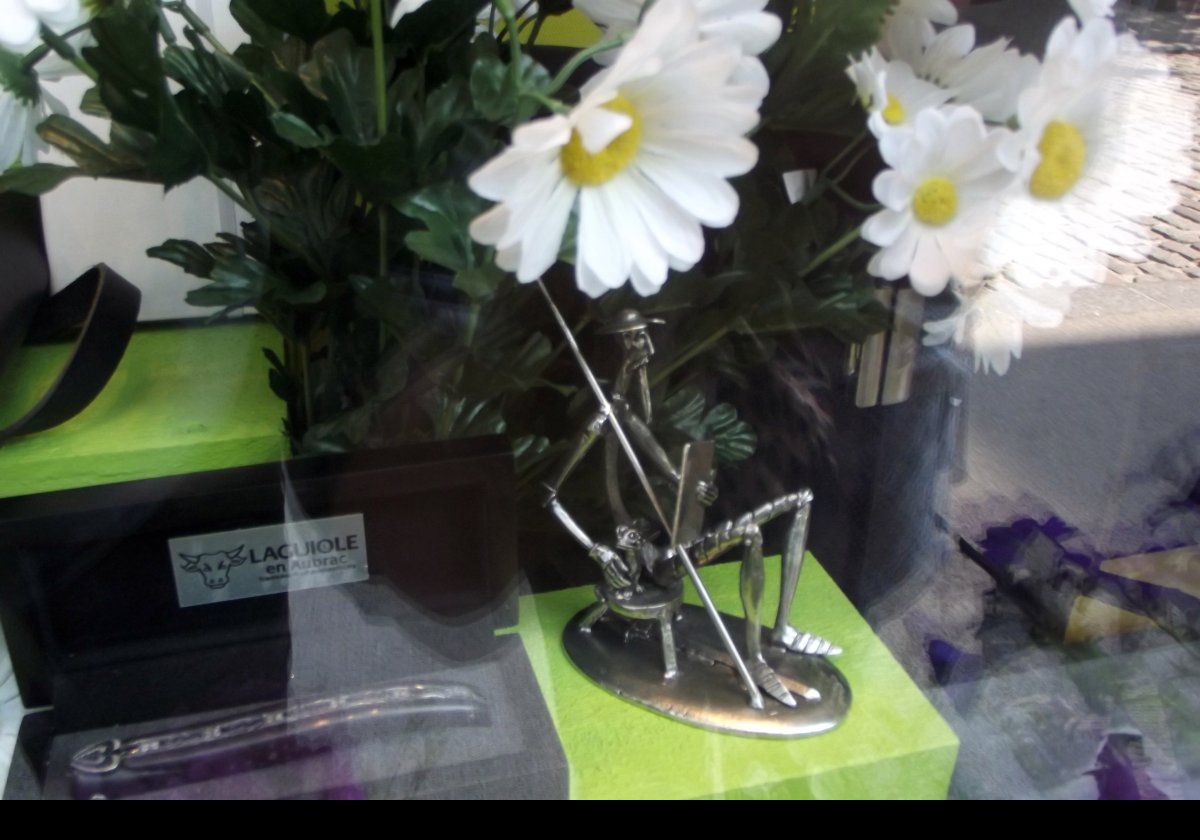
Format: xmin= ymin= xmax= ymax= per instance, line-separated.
xmin=579 ymin=601 xmax=609 ymax=635
xmin=740 ymin=526 xmax=766 ymax=663
xmin=772 ymin=492 xmax=811 ymax=644
xmin=741 ymin=527 xmax=797 ymax=707
xmin=658 ymin=612 xmax=679 ymax=680
xmin=769 ymin=491 xmax=842 ymax=657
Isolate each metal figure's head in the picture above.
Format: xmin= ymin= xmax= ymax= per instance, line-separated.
xmin=600 ymin=310 xmax=663 ymax=420
xmin=600 ymin=310 xmax=663 ymax=370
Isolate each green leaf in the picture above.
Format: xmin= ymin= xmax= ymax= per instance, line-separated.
xmin=350 ymin=273 xmax=421 ymax=335
xmin=763 ymin=0 xmax=895 ymax=134
xmin=300 ymin=29 xmax=384 ymax=145
xmin=661 ymin=387 xmax=707 ymax=439
xmin=453 ymin=265 xmax=504 ymax=300
xmin=397 ymin=181 xmax=488 ymax=273
xmin=36 ymin=114 xmax=144 ymax=175
xmin=83 ymin=2 xmax=210 ymax=187
xmin=392 ymin=0 xmax=488 ymax=50
xmin=0 ymin=163 xmax=80 ymax=195
xmin=659 ymin=386 xmax=756 ymax=463
xmin=79 ymin=86 xmax=110 ymax=118
xmin=469 ymin=52 xmax=551 ymax=124
xmin=327 ymin=132 xmax=413 ymax=201
xmin=232 ymin=0 xmax=331 ymax=43
xmin=269 ymin=111 xmax=333 ymax=147
xmin=147 ymin=238 xmax=216 ymax=277
xmin=0 ymin=50 xmax=39 ymax=104
xmin=702 ymin=403 xmax=757 ymax=463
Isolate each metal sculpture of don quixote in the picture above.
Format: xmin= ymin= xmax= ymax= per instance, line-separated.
xmin=537 ymin=280 xmax=850 ymax=737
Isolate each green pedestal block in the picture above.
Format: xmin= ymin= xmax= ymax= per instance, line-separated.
xmin=517 ymin=556 xmax=959 ymax=799
xmin=0 ymin=321 xmax=286 ymax=500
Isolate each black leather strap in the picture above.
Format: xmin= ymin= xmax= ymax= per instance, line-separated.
xmin=0 ymin=264 xmax=142 ymax=443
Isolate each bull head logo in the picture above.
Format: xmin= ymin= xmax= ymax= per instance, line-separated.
xmin=178 ymin=546 xmax=248 ymax=589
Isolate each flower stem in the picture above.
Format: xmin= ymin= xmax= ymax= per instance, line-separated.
xmin=798 ymin=224 xmax=863 ymax=281
xmin=826 ymin=182 xmax=881 ymax=213
xmin=370 ymin=0 xmax=390 ymax=358
xmin=528 ymin=12 xmax=546 ymax=45
xmin=546 ymin=34 xmax=629 ymax=94
xmin=37 ymin=24 xmax=97 ymax=81
xmin=494 ymin=0 xmax=523 ymax=85
xmin=21 ymin=21 xmax=91 ymax=70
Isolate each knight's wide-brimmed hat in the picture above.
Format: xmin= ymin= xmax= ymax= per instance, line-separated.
xmin=597 ymin=309 xmax=665 ymax=335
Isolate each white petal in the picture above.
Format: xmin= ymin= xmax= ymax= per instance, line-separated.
xmin=27 ymin=0 xmax=80 ymax=28
xmin=862 ymin=208 xmax=910 ymax=248
xmin=872 ymin=170 xmax=911 ymax=212
xmin=575 ymin=102 xmax=634 ymax=155
xmin=624 ymin=168 xmax=705 ymax=268
xmin=638 ymin=156 xmax=740 ymax=227
xmin=469 ymin=204 xmax=509 ymax=246
xmin=699 ymin=11 xmax=781 ymax=57
xmin=870 ymin=226 xmax=920 ymax=280
xmin=511 ymin=115 xmax=573 ymax=153
xmin=909 ymin=235 xmax=952 ymax=295
xmin=576 ymin=260 xmax=612 ymax=299
xmin=390 ymin=0 xmax=432 ymax=25
xmin=602 ymin=176 xmax=669 ymax=291
xmin=728 ymin=56 xmax=770 ymax=104
xmin=0 ymin=0 xmax=39 ymax=52
xmin=578 ymin=187 xmax=631 ymax=289
xmin=516 ymin=178 xmax=577 ymax=282
xmin=639 ymin=130 xmax=757 ymax=178
xmin=0 ymin=96 xmax=29 ymax=169
xmin=469 ymin=147 xmax=556 ymax=202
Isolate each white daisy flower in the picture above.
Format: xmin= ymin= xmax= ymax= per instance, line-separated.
xmin=469 ymin=0 xmax=760 ymax=297
xmin=0 ymin=83 xmax=43 ymax=169
xmin=879 ymin=0 xmax=957 ymax=63
xmin=998 ymin=17 xmax=1139 ymax=206
xmin=941 ymin=36 xmax=1040 ymax=125
xmin=0 ymin=0 xmax=83 ymax=54
xmin=945 ymin=13 xmax=1192 ymax=375
xmin=923 ymin=274 xmax=1071 ymax=375
xmin=860 ymin=58 xmax=954 ymax=139
xmin=573 ymin=0 xmax=780 ymax=102
xmin=862 ymin=106 xmax=1012 ymax=296
xmin=984 ymin=15 xmax=1191 ymax=288
xmin=845 ymin=47 xmax=885 ymax=107
xmin=909 ymin=25 xmax=1040 ymax=125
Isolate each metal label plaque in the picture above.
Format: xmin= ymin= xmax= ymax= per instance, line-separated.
xmin=168 ymin=514 xmax=369 ymax=608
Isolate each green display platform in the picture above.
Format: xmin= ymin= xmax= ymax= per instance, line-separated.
xmin=0 ymin=321 xmax=286 ymax=500
xmin=518 ymin=557 xmax=959 ymax=799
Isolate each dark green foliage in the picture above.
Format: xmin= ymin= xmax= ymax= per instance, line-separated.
xmin=3 ymin=0 xmax=894 ymax=500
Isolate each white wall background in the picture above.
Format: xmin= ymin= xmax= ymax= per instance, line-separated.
xmin=39 ymin=1 xmax=247 ymax=321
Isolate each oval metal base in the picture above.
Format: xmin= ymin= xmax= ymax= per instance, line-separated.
xmin=563 ymin=603 xmax=851 ymax=738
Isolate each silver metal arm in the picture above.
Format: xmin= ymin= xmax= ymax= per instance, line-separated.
xmin=546 ymin=407 xmax=607 ymax=497
xmin=546 ymin=494 xmax=595 ymax=552
xmin=618 ymin=400 xmax=682 ymax=485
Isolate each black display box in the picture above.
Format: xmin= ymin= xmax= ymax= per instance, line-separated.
xmin=0 ymin=437 xmax=567 ymax=799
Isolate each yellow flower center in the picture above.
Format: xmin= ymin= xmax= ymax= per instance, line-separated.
xmin=1029 ymin=120 xmax=1087 ymax=201
xmin=882 ymin=94 xmax=906 ymax=126
xmin=560 ymin=95 xmax=642 ymax=187
xmin=912 ymin=176 xmax=959 ymax=227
